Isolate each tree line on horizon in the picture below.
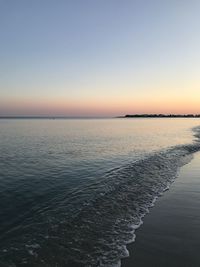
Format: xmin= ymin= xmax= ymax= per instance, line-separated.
xmin=124 ymin=114 xmax=200 ymax=118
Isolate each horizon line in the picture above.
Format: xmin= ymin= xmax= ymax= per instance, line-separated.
xmin=1 ymin=113 xmax=200 ymax=119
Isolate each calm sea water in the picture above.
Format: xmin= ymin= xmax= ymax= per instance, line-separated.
xmin=0 ymin=118 xmax=200 ymax=267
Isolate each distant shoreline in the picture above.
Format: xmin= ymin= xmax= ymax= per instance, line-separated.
xmin=119 ymin=114 xmax=200 ymax=118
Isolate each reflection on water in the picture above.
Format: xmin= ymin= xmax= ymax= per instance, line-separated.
xmin=0 ymin=118 xmax=200 ymax=266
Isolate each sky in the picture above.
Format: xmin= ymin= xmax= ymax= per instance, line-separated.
xmin=1 ymin=0 xmax=200 ymax=116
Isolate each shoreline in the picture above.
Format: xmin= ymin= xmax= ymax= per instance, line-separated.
xmin=121 ymin=151 xmax=200 ymax=267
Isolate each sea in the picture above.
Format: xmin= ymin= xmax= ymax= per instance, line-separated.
xmin=0 ymin=118 xmax=200 ymax=267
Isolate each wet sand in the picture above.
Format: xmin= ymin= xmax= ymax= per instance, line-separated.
xmin=122 ymin=152 xmax=200 ymax=267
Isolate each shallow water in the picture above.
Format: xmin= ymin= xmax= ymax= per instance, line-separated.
xmin=122 ymin=151 xmax=200 ymax=267
xmin=0 ymin=118 xmax=200 ymax=266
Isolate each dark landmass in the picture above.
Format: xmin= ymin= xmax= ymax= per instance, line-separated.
xmin=122 ymin=114 xmax=200 ymax=118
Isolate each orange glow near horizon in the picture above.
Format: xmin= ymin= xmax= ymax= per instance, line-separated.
xmin=1 ymin=92 xmax=200 ymax=116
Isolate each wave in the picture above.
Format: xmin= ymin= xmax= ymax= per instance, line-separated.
xmin=1 ymin=127 xmax=200 ymax=267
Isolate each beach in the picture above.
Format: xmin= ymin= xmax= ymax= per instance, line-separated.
xmin=122 ymin=151 xmax=200 ymax=267
xmin=1 ymin=0 xmax=200 ymax=266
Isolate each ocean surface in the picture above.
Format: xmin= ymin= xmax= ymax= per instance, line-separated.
xmin=0 ymin=118 xmax=200 ymax=267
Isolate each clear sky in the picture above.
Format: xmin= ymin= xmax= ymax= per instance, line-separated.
xmin=1 ymin=0 xmax=200 ymax=116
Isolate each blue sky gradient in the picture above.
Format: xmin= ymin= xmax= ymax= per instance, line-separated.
xmin=1 ymin=0 xmax=200 ymax=115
